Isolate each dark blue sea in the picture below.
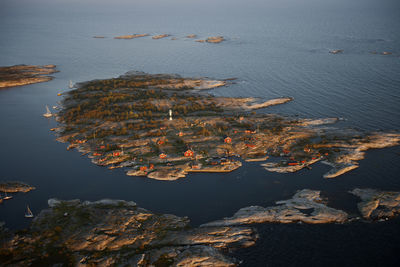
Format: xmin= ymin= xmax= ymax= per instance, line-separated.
xmin=1 ymin=0 xmax=400 ymax=265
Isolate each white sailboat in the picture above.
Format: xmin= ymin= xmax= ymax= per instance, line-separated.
xmin=3 ymin=192 xmax=12 ymax=200
xmin=25 ymin=205 xmax=34 ymax=218
xmin=69 ymin=80 xmax=74 ymax=89
xmin=43 ymin=105 xmax=52 ymax=118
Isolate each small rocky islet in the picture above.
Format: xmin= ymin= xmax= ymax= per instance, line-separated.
xmin=52 ymin=71 xmax=399 ymax=181
xmin=0 ymin=64 xmax=57 ymax=89
xmin=0 ymin=181 xmax=35 ymax=193
xmin=101 ymin=33 xmax=226 ymax=43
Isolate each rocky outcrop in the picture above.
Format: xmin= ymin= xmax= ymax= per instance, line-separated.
xmin=350 ymin=188 xmax=400 ymax=220
xmin=114 ymin=34 xmax=149 ymax=39
xmin=206 ymin=36 xmax=225 ymax=43
xmin=0 ymin=64 xmax=57 ymax=88
xmin=0 ymin=199 xmax=257 ymax=266
xmin=152 ymin=34 xmax=170 ymax=39
xmin=0 ymin=181 xmax=35 ymax=193
xmin=329 ymin=49 xmax=343 ymax=54
xmin=201 ymin=189 xmax=348 ymax=227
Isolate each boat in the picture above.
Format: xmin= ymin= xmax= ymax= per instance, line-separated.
xmin=69 ymin=80 xmax=74 ymax=89
xmin=25 ymin=205 xmax=34 ymax=218
xmin=3 ymin=192 xmax=12 ymax=200
xmin=43 ymin=105 xmax=52 ymax=118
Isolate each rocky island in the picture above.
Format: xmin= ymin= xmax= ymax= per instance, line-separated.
xmin=152 ymin=34 xmax=170 ymax=39
xmin=114 ymin=34 xmax=149 ymax=39
xmin=0 ymin=64 xmax=57 ymax=89
xmin=2 ymin=188 xmax=400 ymax=266
xmin=0 ymin=181 xmax=35 ymax=193
xmin=52 ymin=71 xmax=400 ymax=181
xmin=0 ymin=198 xmax=257 ymax=266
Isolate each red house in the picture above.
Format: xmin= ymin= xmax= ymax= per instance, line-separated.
xmin=159 ymin=153 xmax=167 ymax=159
xmin=224 ymin=137 xmax=232 ymax=143
xmin=184 ymin=150 xmax=194 ymax=157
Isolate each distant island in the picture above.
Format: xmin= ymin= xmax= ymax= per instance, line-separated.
xmin=0 ymin=64 xmax=57 ymax=89
xmin=52 ymin=71 xmax=399 ymax=181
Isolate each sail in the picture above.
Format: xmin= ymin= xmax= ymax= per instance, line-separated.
xmin=25 ymin=205 xmax=34 ymax=217
xmin=46 ymin=105 xmax=51 ymax=114
xmin=69 ymin=80 xmax=73 ymax=88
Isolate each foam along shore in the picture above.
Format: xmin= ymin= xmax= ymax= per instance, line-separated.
xmin=0 ymin=64 xmax=57 ymax=88
xmin=350 ymin=188 xmax=400 ymax=220
xmin=0 ymin=198 xmax=257 ymax=266
xmin=201 ymin=189 xmax=349 ymax=226
xmin=0 ymin=181 xmax=35 ymax=193
xmin=114 ymin=34 xmax=149 ymax=39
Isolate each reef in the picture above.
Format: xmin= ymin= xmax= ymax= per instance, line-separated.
xmin=0 ymin=64 xmax=57 ymax=88
xmin=0 ymin=199 xmax=257 ymax=266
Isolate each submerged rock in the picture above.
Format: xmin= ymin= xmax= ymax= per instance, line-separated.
xmin=0 ymin=198 xmax=257 ymax=266
xmin=0 ymin=181 xmax=35 ymax=193
xmin=350 ymin=188 xmax=400 ymax=220
xmin=201 ymin=189 xmax=348 ymax=226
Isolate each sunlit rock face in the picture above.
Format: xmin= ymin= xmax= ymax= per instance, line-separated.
xmin=201 ymin=189 xmax=349 ymax=226
xmin=0 ymin=199 xmax=257 ymax=266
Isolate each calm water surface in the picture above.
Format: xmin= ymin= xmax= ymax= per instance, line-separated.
xmin=0 ymin=0 xmax=399 ymax=265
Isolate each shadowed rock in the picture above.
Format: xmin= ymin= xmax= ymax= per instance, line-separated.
xmin=350 ymin=188 xmax=400 ymax=220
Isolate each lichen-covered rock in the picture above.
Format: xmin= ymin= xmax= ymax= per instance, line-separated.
xmin=0 ymin=199 xmax=257 ymax=266
xmin=350 ymin=188 xmax=400 ymax=220
xmin=202 ymin=189 xmax=348 ymax=226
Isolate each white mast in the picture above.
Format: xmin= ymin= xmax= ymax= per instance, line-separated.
xmin=169 ymin=109 xmax=173 ymax=121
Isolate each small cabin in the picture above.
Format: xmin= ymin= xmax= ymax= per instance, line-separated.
xmin=139 ymin=166 xmax=147 ymax=171
xmin=184 ymin=150 xmax=194 ymax=157
xmin=157 ymin=139 xmax=165 ymax=145
xmin=113 ymin=152 xmax=120 ymax=157
xmin=178 ymin=131 xmax=184 ymax=137
xmin=159 ymin=153 xmax=167 ymax=159
xmin=224 ymin=137 xmax=232 ymax=144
